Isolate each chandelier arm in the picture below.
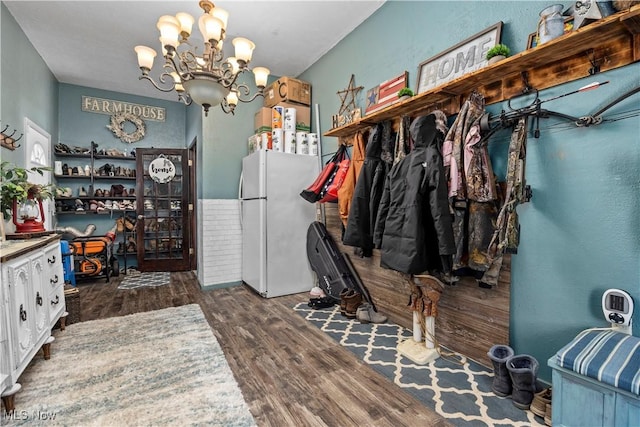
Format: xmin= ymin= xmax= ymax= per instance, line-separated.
xmin=235 ymin=83 xmax=265 ymax=104
xmin=177 ymin=50 xmax=199 ymax=73
xmin=178 ymin=93 xmax=193 ymax=106
xmin=138 ymin=73 xmax=176 ymax=93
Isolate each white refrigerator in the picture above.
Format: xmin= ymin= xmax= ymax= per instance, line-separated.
xmin=241 ymin=150 xmax=319 ymax=298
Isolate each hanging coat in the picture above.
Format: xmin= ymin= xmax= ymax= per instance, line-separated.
xmin=338 ymin=131 xmax=366 ymax=227
xmin=442 ymin=93 xmax=500 ymax=277
xmin=343 ymin=121 xmax=393 ymax=257
xmin=373 ymin=112 xmax=455 ymax=274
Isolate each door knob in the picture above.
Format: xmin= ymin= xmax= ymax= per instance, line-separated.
xmin=138 ymin=215 xmax=145 ymax=220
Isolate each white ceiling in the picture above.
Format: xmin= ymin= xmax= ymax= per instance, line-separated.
xmin=4 ymin=0 xmax=384 ymax=103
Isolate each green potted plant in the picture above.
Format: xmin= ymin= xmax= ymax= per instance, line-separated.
xmin=486 ymin=44 xmax=511 ymax=65
xmin=1 ymin=161 xmax=57 ymax=222
xmin=397 ymin=87 xmax=414 ymax=101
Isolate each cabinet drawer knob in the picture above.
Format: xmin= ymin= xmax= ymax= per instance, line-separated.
xmin=19 ymin=304 xmax=27 ymax=322
xmin=50 ymin=275 xmax=59 ymax=284
xmin=48 ymin=256 xmax=56 ymax=264
xmin=51 ymin=295 xmax=60 ymax=305
xmin=36 ymin=292 xmax=43 ymax=306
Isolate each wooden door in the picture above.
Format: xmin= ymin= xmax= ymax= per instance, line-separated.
xmin=136 ymin=149 xmax=190 ymax=272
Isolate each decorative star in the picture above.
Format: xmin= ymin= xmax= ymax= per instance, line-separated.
xmin=337 ymin=74 xmax=363 ymax=116
xmin=571 ymin=0 xmax=604 ymax=30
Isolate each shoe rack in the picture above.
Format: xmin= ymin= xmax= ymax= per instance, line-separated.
xmin=115 ymin=211 xmax=138 ymax=274
xmin=54 ymin=141 xmax=140 ymax=271
xmin=54 ymin=141 xmax=137 ymax=214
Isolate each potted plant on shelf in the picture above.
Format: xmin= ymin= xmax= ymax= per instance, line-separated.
xmin=397 ymin=87 xmax=415 ymax=101
xmin=486 ymin=44 xmax=511 ymax=65
xmin=1 ymin=161 xmax=57 ymax=234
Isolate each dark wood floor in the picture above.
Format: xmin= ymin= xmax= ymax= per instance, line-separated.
xmin=74 ymin=272 xmax=450 ymax=427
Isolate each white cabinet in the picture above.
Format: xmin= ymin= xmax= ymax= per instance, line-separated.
xmin=0 ymin=236 xmax=66 ymax=412
xmin=44 ymin=243 xmax=65 ymax=328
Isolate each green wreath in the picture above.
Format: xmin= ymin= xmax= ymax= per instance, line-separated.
xmin=107 ymin=113 xmax=146 ymax=143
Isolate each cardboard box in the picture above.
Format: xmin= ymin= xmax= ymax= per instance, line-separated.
xmin=263 ymin=77 xmax=311 ymax=108
xmin=276 ymin=102 xmax=311 ymax=132
xmin=254 ymin=107 xmax=272 ymax=133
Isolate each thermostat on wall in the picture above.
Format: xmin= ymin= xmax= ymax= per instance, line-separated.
xmin=602 ymin=288 xmax=634 ymax=335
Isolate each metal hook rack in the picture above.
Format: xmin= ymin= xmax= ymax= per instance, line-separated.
xmin=0 ymin=121 xmax=23 ymax=150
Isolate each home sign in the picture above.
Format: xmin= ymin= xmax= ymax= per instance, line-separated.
xmin=417 ymin=22 xmax=503 ymax=94
xmin=149 ymin=157 xmax=176 ymax=184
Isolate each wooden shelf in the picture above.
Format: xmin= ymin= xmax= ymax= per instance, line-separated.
xmin=325 ymin=6 xmax=640 ymax=138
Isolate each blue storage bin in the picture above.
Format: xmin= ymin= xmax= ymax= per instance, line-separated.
xmin=60 ymin=240 xmax=76 ymax=286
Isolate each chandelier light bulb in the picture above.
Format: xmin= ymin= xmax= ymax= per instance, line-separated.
xmin=232 ymin=37 xmax=255 ymax=66
xmin=253 ymin=67 xmax=270 ymax=88
xmin=175 ymin=12 xmax=195 ymax=39
xmin=199 ymin=13 xmax=223 ymax=43
xmin=134 ymin=45 xmax=157 ymax=73
xmin=226 ymin=90 xmax=239 ymax=107
xmin=157 ymin=16 xmax=180 ymax=49
xmin=211 ymin=7 xmax=229 ymax=32
xmin=227 ymin=57 xmax=240 ymax=75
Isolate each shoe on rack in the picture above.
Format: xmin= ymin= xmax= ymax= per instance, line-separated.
xmin=116 ymin=217 xmax=124 ymax=232
xmin=356 ymin=302 xmax=387 ymax=324
xmin=89 ymin=200 xmax=99 ymax=211
xmin=75 ymin=199 xmax=85 ymax=211
xmin=79 ymin=186 xmax=87 ymax=197
xmin=62 ymin=163 xmax=69 ymax=176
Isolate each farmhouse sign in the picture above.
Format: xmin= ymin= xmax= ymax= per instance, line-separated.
xmin=82 ymin=96 xmax=166 ymax=122
xmin=417 ymin=22 xmax=503 ymax=94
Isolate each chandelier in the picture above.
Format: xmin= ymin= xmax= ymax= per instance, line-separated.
xmin=134 ymin=0 xmax=270 ymax=116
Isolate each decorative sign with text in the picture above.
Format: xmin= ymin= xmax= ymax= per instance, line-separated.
xmin=82 ymin=96 xmax=166 ymax=122
xmin=149 ymin=156 xmax=176 ymax=184
xmin=416 ymin=22 xmax=503 ymax=94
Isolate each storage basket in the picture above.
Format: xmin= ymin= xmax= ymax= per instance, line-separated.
xmin=63 ymin=285 xmax=81 ymax=325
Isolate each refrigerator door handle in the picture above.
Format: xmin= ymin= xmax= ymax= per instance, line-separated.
xmin=238 ymin=172 xmax=243 ymax=228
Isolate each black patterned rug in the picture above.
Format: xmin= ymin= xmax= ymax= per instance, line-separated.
xmin=294 ymin=302 xmax=544 ymax=427
xmin=117 ymin=271 xmax=171 ymax=290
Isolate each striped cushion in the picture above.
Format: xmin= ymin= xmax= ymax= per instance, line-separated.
xmin=555 ymin=329 xmax=640 ymax=395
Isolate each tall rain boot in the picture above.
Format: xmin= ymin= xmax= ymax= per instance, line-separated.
xmin=506 ymin=354 xmax=539 ymax=409
xmin=487 ymin=344 xmax=515 ymax=397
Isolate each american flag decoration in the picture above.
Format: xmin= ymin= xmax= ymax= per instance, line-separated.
xmin=365 ymin=71 xmax=408 ymax=115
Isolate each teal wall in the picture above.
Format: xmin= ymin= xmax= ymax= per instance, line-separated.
xmin=58 ymin=83 xmax=186 ymax=151
xmin=1 ymin=2 xmax=58 ymax=167
xmin=199 ymin=74 xmax=276 ymax=200
xmin=299 ymin=1 xmax=640 ymax=382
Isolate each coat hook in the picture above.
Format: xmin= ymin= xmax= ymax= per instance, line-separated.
xmin=520 ymin=71 xmax=533 ymax=94
xmin=585 ymin=49 xmax=606 ymax=75
xmin=1 ymin=124 xmax=8 ymax=133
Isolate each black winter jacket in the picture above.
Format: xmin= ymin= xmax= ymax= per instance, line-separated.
xmin=343 ymin=122 xmax=392 ymax=256
xmin=373 ymin=113 xmax=455 ymax=274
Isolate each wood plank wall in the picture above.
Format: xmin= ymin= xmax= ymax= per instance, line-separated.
xmin=322 ymin=203 xmax=510 ymax=368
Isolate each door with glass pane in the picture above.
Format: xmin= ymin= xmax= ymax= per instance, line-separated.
xmin=136 ymin=148 xmax=190 ymax=272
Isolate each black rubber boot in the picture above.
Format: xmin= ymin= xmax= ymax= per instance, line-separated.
xmin=506 ymin=354 xmax=539 ymax=409
xmin=487 ymin=344 xmax=514 ymax=397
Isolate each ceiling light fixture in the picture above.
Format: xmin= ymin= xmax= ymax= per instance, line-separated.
xmin=134 ymin=0 xmax=270 ymax=116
